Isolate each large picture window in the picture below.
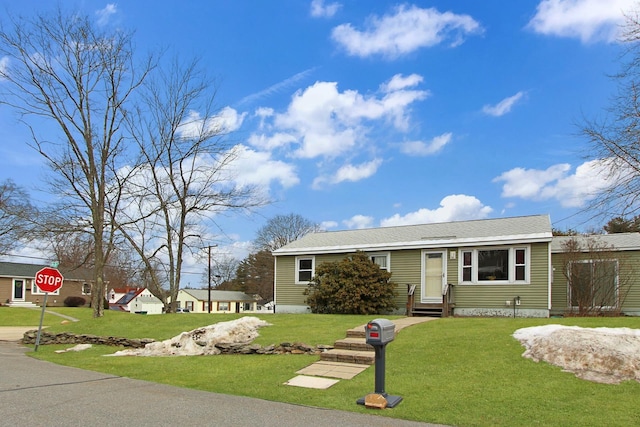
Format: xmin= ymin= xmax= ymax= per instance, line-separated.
xmin=459 ymin=247 xmax=529 ymax=284
xmin=295 ymin=256 xmax=315 ymax=284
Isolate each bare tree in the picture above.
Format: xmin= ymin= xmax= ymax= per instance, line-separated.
xmin=0 ymin=180 xmax=35 ymax=255
xmin=116 ymin=58 xmax=265 ymax=312
xmin=49 ymin=232 xmax=138 ymax=292
xmin=254 ymin=213 xmax=320 ymax=251
xmin=580 ymin=10 xmax=640 ymax=219
xmin=559 ymin=235 xmax=633 ymax=316
xmin=201 ymin=253 xmax=239 ymax=289
xmin=0 ymin=9 xmax=152 ymax=317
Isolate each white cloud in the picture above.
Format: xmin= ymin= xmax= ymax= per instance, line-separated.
xmin=312 ymin=158 xmax=383 ymax=188
xmin=178 ymin=107 xmax=246 ymax=139
xmin=343 ymin=214 xmax=374 ymax=229
xmin=494 ymin=159 xmax=623 ymax=207
xmin=380 ymin=195 xmax=493 ymax=226
xmin=527 ymin=0 xmax=635 ymax=43
xmin=238 ymin=68 xmax=316 ymax=106
xmin=227 ymin=144 xmax=299 ymax=190
xmin=482 ymin=91 xmax=526 ymax=117
xmin=381 ymin=73 xmax=424 ymax=92
xmin=250 ymin=76 xmax=428 ymax=159
xmin=331 ymin=5 xmax=483 ymax=58
xmin=320 ymin=220 xmax=339 ymax=230
xmin=399 ymin=132 xmax=452 ymax=156
xmin=310 ymin=0 xmax=341 ymax=18
xmin=95 ymin=4 xmax=117 ymax=27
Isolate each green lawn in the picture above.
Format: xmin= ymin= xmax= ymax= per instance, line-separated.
xmin=3 ymin=307 xmax=640 ymax=426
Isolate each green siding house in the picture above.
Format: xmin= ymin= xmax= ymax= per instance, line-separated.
xmin=273 ymin=215 xmax=640 ymax=317
xmin=273 ymin=215 xmax=554 ymax=317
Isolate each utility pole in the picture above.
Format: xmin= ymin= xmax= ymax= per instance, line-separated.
xmin=205 ymin=245 xmax=217 ymax=313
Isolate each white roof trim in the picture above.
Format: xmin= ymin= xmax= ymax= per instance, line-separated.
xmin=273 ymin=233 xmax=552 ymax=256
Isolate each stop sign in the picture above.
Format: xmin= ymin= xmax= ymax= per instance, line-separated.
xmin=35 ymin=267 xmax=64 ymax=293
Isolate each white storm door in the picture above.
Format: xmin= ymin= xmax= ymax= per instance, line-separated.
xmin=422 ymin=251 xmax=445 ymax=303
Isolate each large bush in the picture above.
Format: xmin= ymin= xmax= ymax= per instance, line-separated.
xmin=63 ymin=296 xmax=86 ymax=307
xmin=304 ymin=251 xmax=397 ymax=314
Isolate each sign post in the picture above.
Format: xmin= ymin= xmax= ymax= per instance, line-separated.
xmin=34 ymin=267 xmax=64 ymax=352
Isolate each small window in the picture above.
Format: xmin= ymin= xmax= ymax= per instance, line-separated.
xmin=462 ymin=251 xmax=472 ymax=282
xmin=82 ymin=283 xmax=91 ymax=295
xmin=369 ymin=252 xmax=390 ymax=271
xmin=515 ymin=249 xmax=526 ymax=281
xmin=295 ymin=256 xmax=315 ymax=284
xmin=218 ymin=301 xmax=229 ymax=311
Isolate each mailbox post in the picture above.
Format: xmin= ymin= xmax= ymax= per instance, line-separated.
xmin=357 ymin=318 xmax=403 ymax=408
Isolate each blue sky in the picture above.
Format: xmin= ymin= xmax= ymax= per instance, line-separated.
xmin=0 ymin=0 xmax=636 ymax=280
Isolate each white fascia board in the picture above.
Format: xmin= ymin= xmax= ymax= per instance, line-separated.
xmin=273 ymin=233 xmax=552 ymax=256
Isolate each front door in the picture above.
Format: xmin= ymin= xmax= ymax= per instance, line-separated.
xmin=422 ymin=251 xmax=445 ymax=303
xmin=12 ymin=279 xmax=26 ymax=302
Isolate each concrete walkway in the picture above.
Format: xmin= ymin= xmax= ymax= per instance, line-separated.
xmin=285 ymin=317 xmax=438 ymax=389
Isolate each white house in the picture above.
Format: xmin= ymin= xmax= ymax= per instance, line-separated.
xmin=109 ymin=288 xmax=164 ymax=314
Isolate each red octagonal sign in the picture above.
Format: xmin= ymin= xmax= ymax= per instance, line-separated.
xmin=35 ymin=267 xmax=64 ymax=293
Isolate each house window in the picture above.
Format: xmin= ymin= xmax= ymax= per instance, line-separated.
xmin=459 ymin=247 xmax=529 ymax=284
xmin=569 ymin=260 xmax=618 ymax=308
xmin=82 ymin=283 xmax=91 ymax=295
xmin=478 ymin=249 xmax=508 ymax=281
xmin=462 ymin=251 xmax=472 ymax=282
xmin=295 ymin=256 xmax=315 ymax=284
xmin=32 ymin=279 xmax=60 ymax=295
xmin=218 ymin=302 xmax=229 ymax=311
xmin=185 ymin=301 xmax=194 ymax=311
xmin=369 ymin=252 xmax=390 ymax=271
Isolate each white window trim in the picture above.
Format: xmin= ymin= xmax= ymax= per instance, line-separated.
xmin=368 ymin=252 xmax=391 ymax=271
xmin=458 ymin=246 xmax=530 ymax=285
xmin=82 ymin=283 xmax=92 ymax=295
xmin=31 ymin=279 xmax=61 ymax=295
xmin=295 ymin=256 xmax=315 ymax=284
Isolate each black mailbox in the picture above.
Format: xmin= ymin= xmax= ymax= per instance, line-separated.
xmin=365 ymin=318 xmax=395 ymax=345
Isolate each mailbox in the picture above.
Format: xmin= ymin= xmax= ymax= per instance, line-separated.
xmin=365 ymin=318 xmax=395 ymax=345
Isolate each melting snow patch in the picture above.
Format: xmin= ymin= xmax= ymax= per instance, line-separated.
xmin=107 ymin=316 xmax=270 ymax=357
xmin=513 ymin=324 xmax=640 ymax=384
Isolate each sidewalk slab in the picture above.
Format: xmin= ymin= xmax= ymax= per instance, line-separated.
xmin=284 ymin=375 xmax=339 ymax=389
xmin=297 ymin=361 xmax=369 ymax=379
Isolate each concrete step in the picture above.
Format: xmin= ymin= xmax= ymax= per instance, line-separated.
xmin=334 ymin=337 xmax=373 ymax=352
xmin=320 ymin=348 xmax=375 ymax=365
xmin=8 ymin=302 xmax=39 ymax=308
xmin=346 ymin=327 xmax=366 ymax=339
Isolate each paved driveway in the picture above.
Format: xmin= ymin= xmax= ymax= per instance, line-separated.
xmin=0 ymin=334 xmax=445 ymax=427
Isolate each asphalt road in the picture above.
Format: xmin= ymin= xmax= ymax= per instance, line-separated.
xmin=0 ymin=340 xmax=444 ymax=427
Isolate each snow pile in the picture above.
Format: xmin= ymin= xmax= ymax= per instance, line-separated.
xmin=513 ymin=325 xmax=640 ymax=384
xmin=108 ymin=316 xmax=270 ymax=357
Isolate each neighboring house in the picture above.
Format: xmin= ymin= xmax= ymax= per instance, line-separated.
xmin=0 ymin=261 xmax=92 ymax=307
xmin=174 ymin=289 xmax=259 ymax=313
xmin=109 ymin=288 xmax=164 ymax=314
xmin=108 ymin=286 xmax=146 ymax=304
xmin=272 ymin=215 xmax=640 ymax=317
xmin=551 ymin=233 xmax=640 ymax=316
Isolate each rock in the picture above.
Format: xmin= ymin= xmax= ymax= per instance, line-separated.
xmin=364 ymin=393 xmax=387 ymax=409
